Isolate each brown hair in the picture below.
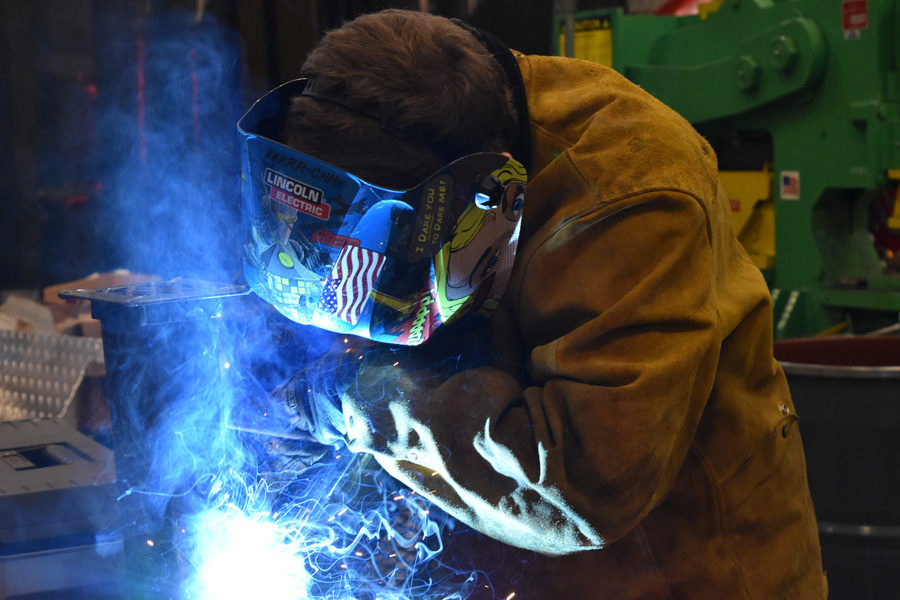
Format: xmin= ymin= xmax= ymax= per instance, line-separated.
xmin=283 ymin=9 xmax=517 ymax=189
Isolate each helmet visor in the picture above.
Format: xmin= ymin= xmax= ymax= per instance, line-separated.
xmin=238 ymin=79 xmax=526 ymax=345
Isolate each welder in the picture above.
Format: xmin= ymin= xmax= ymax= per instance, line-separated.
xmin=238 ymin=9 xmax=827 ymax=599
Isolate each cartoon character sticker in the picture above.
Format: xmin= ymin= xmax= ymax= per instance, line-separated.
xmin=388 ymin=158 xmax=526 ymax=344
xmin=433 ymin=160 xmax=526 ymax=322
xmin=243 ymin=167 xmax=335 ymax=324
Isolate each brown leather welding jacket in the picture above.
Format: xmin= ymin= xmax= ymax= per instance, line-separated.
xmin=342 ymin=53 xmax=827 ymax=599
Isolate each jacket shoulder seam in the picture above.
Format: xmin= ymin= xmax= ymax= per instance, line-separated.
xmin=531 ymin=120 xmax=583 ymax=159
xmin=513 ymin=185 xmax=711 ymax=313
xmin=534 ymin=183 xmax=711 ymax=255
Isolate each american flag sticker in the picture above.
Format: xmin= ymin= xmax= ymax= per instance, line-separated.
xmin=319 ymin=244 xmax=386 ymax=326
xmin=780 ymin=171 xmax=800 ymax=200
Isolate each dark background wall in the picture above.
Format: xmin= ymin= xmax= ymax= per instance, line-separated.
xmin=0 ymin=0 xmax=625 ymax=290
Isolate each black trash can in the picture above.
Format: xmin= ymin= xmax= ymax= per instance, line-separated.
xmin=774 ymin=336 xmax=900 ymax=600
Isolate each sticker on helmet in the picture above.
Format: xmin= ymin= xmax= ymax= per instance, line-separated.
xmin=265 ymin=168 xmax=331 ymax=220
xmin=317 ymin=244 xmax=386 ymax=326
xmin=409 ymin=174 xmax=453 ymax=262
xmin=311 ymin=229 xmax=360 ymax=249
xmin=277 ymin=252 xmax=294 ymax=268
xmin=391 ymin=284 xmax=442 ymax=346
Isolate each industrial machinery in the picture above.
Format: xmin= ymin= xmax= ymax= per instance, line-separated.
xmin=555 ymin=0 xmax=900 ymax=338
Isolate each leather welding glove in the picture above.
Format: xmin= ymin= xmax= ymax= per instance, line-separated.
xmin=276 ymin=347 xmax=362 ymax=445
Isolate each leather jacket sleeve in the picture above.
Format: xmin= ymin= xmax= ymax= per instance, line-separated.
xmin=340 ymin=191 xmax=720 ymax=556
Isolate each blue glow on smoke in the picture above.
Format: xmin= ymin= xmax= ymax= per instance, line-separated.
xmin=91 ymin=8 xmax=481 ymax=600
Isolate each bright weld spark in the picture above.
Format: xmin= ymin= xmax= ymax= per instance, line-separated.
xmin=393 ymin=361 xmax=399 ymax=367
xmin=146 ymin=539 xmax=155 ymax=547
xmin=506 ymin=593 xmax=516 ymax=600
xmin=187 ymin=508 xmax=307 ymax=600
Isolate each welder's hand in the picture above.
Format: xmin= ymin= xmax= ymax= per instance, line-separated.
xmin=263 ymin=435 xmax=331 ymax=471
xmin=275 ymin=369 xmax=347 ymax=445
xmin=342 ymin=359 xmax=431 ymax=456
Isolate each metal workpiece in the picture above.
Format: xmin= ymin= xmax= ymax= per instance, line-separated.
xmin=58 ymin=279 xmax=252 ymax=501
xmin=0 ymin=330 xmax=104 ymax=422
xmin=59 ymin=278 xmax=250 ymax=333
xmin=58 ymin=280 xmax=250 ymax=491
xmin=59 ymin=278 xmax=248 ymax=306
xmin=61 ymin=279 xmax=258 ymax=597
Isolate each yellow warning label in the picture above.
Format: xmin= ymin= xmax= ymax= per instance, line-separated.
xmin=558 ymin=17 xmax=612 ymax=66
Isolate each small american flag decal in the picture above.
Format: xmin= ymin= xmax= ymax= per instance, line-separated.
xmin=780 ymin=171 xmax=800 ymax=200
xmin=319 ymin=245 xmax=386 ymax=326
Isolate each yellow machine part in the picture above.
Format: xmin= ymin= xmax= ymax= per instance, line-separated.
xmin=559 ymin=17 xmax=612 ymax=66
xmin=720 ymin=168 xmax=775 ymax=270
xmin=699 ymin=0 xmax=724 ymax=20
xmin=888 ymin=169 xmax=900 ymax=231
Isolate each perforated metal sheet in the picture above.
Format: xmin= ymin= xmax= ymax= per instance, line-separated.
xmin=0 ymin=331 xmax=104 ymax=421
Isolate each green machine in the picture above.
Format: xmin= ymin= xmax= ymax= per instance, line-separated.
xmin=554 ymin=0 xmax=900 ymax=338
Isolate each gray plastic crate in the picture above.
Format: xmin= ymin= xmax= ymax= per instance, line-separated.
xmin=0 ymin=418 xmax=120 ymax=598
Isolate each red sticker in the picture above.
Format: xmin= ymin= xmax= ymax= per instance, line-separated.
xmin=842 ymin=0 xmax=868 ymax=31
xmin=392 ymin=285 xmax=441 ymax=346
xmin=265 ymin=168 xmax=331 ymax=221
xmin=311 ymin=230 xmax=360 ymax=248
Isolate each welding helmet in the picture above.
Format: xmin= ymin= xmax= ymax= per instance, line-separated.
xmin=237 ymin=79 xmax=526 ymax=346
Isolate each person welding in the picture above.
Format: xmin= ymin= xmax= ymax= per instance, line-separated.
xmin=237 ymin=9 xmax=827 ymax=599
